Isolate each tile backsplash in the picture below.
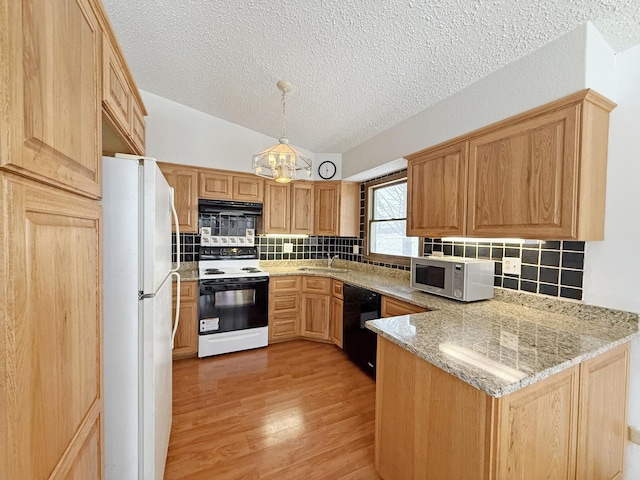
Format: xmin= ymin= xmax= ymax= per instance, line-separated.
xmin=422 ymin=238 xmax=585 ymax=300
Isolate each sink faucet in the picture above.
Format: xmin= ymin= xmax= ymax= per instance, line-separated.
xmin=327 ymin=254 xmax=339 ymax=268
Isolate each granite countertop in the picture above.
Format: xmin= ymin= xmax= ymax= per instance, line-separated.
xmin=261 ymin=260 xmax=640 ymax=398
xmin=174 ymin=259 xmax=638 ymax=397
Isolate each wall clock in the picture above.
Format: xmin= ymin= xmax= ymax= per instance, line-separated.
xmin=318 ymin=160 xmax=337 ymax=180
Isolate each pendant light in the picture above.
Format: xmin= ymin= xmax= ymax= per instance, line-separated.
xmin=252 ymin=80 xmax=312 ymax=183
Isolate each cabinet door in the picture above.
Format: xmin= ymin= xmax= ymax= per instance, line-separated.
xmin=468 ymin=105 xmax=580 ymax=239
xmin=199 ymin=171 xmax=232 ymax=199
xmin=158 ymin=164 xmax=198 ymax=233
xmin=103 ymin=35 xmax=131 ymax=140
xmin=314 ymin=182 xmax=339 ymax=235
xmin=130 ymin=98 xmax=146 ymax=155
xmin=233 ymin=175 xmax=263 ymax=202
xmin=406 ymin=142 xmax=467 ymax=237
xmin=381 ymin=296 xmax=428 ymax=317
xmin=301 ymin=294 xmax=330 ymax=340
xmin=172 ymin=281 xmax=198 ymax=360
xmin=0 ymin=0 xmax=102 ymax=199
xmin=0 ymin=173 xmax=102 ymax=480
xmin=172 ymin=301 xmax=198 ymax=359
xmin=576 ymin=344 xmax=629 ymax=480
xmin=330 ymin=296 xmax=344 ymax=348
xmin=263 ymin=181 xmax=291 ymax=234
xmin=495 ymin=365 xmax=579 ymax=480
xmin=291 ymin=182 xmax=314 ymax=234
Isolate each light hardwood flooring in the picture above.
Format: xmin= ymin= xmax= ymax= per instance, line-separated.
xmin=165 ymin=340 xmax=381 ymax=480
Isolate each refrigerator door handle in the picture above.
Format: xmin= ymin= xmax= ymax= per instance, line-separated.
xmin=170 ymin=271 xmax=181 ymax=349
xmin=170 ymin=187 xmax=181 ymax=272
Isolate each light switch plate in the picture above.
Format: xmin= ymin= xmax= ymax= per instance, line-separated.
xmin=629 ymin=426 xmax=640 ymax=445
xmin=283 ymin=242 xmax=294 ymax=253
xmin=353 ymin=244 xmax=359 ymax=254
xmin=503 ymin=256 xmax=522 ymax=275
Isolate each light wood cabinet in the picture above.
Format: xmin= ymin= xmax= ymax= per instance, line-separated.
xmin=291 ymin=182 xmax=315 ymax=234
xmin=268 ymin=276 xmax=301 ymax=343
xmin=263 ymin=180 xmax=291 ymax=234
xmin=381 ymin=296 xmax=428 ymax=317
xmin=576 ymin=344 xmax=629 ymax=480
xmin=199 ymin=171 xmax=232 ymax=199
xmin=0 ymin=173 xmax=103 ymax=480
xmin=99 ymin=6 xmax=147 ymax=157
xmin=158 ymin=163 xmax=199 ymax=233
xmin=301 ymin=277 xmax=331 ymax=341
xmin=263 ymin=180 xmax=314 ymax=235
xmin=330 ymin=280 xmax=344 ymax=348
xmin=375 ymin=338 xmax=630 ymax=480
xmin=199 ymin=170 xmax=263 ymax=202
xmin=314 ymin=181 xmax=360 ymax=236
xmin=233 ymin=174 xmax=264 ymax=202
xmin=0 ymin=0 xmax=102 ymax=199
xmin=406 ymin=90 xmax=615 ymax=240
xmin=172 ymin=281 xmax=198 ymax=360
xmin=407 ymin=142 xmax=467 ymax=237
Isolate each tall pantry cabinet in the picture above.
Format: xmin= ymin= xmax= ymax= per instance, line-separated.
xmin=0 ymin=0 xmax=139 ymax=478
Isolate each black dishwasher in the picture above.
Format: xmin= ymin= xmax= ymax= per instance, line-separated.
xmin=343 ymin=284 xmax=381 ymax=379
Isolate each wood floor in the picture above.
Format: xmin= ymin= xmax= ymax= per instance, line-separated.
xmin=165 ymin=340 xmax=382 ymax=480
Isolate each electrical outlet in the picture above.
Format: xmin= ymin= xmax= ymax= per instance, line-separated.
xmin=352 ymin=245 xmax=359 ymax=254
xmin=283 ymin=242 xmax=294 ymax=253
xmin=502 ymin=256 xmax=521 ymax=275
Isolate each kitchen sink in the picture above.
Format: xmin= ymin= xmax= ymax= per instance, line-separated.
xmin=297 ymin=267 xmax=349 ymax=273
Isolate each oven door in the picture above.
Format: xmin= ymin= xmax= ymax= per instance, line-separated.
xmin=198 ymin=277 xmax=269 ymax=334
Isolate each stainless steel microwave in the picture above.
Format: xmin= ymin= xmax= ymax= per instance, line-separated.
xmin=410 ymin=256 xmax=495 ymax=302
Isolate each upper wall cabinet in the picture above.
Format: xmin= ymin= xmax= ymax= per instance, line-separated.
xmin=158 ymin=163 xmax=199 ymax=233
xmin=406 ymin=90 xmax=615 ymax=241
xmin=407 ymin=142 xmax=468 ymax=237
xmin=97 ymin=5 xmax=147 ymax=157
xmin=263 ymin=181 xmax=314 ymax=235
xmin=314 ymin=181 xmax=360 ymax=237
xmin=199 ymin=170 xmax=263 ymax=202
xmin=0 ymin=0 xmax=102 ymax=199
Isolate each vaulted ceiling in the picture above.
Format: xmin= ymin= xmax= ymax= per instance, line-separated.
xmin=103 ymin=0 xmax=640 ymax=153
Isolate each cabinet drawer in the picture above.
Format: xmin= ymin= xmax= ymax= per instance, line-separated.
xmin=270 ymin=293 xmax=299 ymax=314
xmin=381 ymin=296 xmax=428 ymax=318
xmin=332 ymin=280 xmax=344 ymax=299
xmin=270 ymin=276 xmax=300 ymax=293
xmin=269 ymin=314 xmax=299 ymax=343
xmin=173 ymin=280 xmax=198 ymax=300
xmin=303 ymin=276 xmax=331 ymax=294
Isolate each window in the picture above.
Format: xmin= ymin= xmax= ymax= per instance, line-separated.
xmin=364 ymin=172 xmax=419 ymax=265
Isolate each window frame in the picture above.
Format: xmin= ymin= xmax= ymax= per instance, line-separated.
xmin=363 ymin=171 xmax=421 ymax=267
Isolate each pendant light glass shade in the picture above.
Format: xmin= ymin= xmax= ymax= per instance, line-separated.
xmin=252 ymin=81 xmax=311 ymax=183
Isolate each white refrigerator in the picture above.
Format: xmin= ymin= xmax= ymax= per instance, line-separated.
xmin=102 ymin=154 xmax=180 ymax=480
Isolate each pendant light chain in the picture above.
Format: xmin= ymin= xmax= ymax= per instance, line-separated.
xmin=281 ymin=88 xmax=287 ymax=139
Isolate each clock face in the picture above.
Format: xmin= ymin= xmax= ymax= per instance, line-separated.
xmin=318 ymin=161 xmax=337 ymax=180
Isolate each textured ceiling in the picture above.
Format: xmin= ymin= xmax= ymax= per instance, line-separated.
xmin=103 ymin=0 xmax=640 ymax=153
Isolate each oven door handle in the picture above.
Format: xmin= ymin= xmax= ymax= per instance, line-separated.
xmin=200 ymin=277 xmax=269 ymax=288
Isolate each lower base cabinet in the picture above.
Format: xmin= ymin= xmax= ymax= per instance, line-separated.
xmin=330 ymin=279 xmax=344 ymax=348
xmin=375 ymin=337 xmax=629 ymax=480
xmin=172 ymin=280 xmax=198 ymax=359
xmin=301 ymin=277 xmax=331 ymax=340
xmin=269 ymin=276 xmax=301 ymax=343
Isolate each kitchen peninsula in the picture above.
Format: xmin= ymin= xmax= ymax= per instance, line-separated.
xmin=261 ymin=261 xmax=639 ymax=480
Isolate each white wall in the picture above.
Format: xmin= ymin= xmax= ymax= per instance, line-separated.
xmin=140 ymin=90 xmax=315 ymax=174
xmin=582 ymin=43 xmax=640 ymax=478
xmin=342 ymin=23 xmax=591 ymax=179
